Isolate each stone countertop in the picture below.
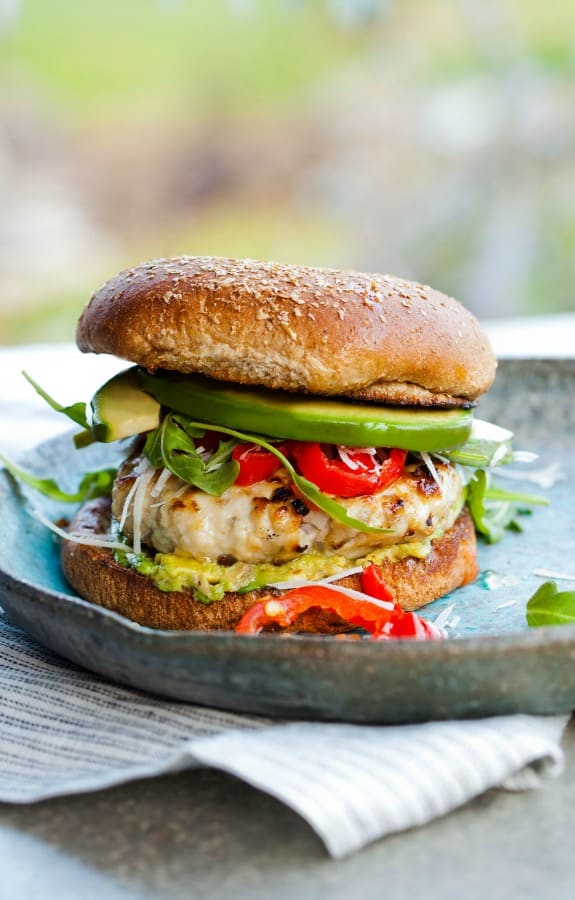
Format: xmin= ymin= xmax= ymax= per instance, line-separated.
xmin=1 ymin=321 xmax=575 ymax=899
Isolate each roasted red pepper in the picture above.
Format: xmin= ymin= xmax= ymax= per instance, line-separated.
xmin=235 ymin=584 xmax=441 ymax=641
xmin=232 ymin=443 xmax=282 ymax=486
xmin=360 ymin=564 xmax=394 ymax=602
xmin=384 ymin=610 xmax=440 ymax=640
xmin=290 ymin=443 xmax=407 ymax=498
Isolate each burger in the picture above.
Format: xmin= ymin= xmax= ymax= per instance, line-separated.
xmin=46 ymin=257 xmax=504 ymax=634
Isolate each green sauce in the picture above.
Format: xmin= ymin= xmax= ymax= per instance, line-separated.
xmin=117 ymin=535 xmax=435 ymax=604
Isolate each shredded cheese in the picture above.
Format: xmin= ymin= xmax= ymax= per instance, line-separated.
xmin=318 ymin=566 xmax=364 ymax=583
xmin=150 ymin=466 xmax=172 ymax=498
xmin=131 ymin=466 xmax=156 ymax=555
xmin=490 ymin=444 xmax=512 ymax=468
xmin=118 ymin=464 xmax=145 ymax=532
xmin=495 ymin=600 xmax=517 ymax=610
xmin=337 ymin=446 xmax=360 ymax=470
xmin=432 ymin=603 xmax=455 ymax=630
xmin=336 ymin=446 xmax=377 ymax=471
xmin=31 ymin=508 xmax=131 ymax=552
xmin=268 ymin=566 xmax=363 ymax=591
xmin=532 ymin=568 xmax=575 ymax=583
xmin=511 ymin=451 xmax=538 ymax=463
xmin=420 ymin=452 xmax=443 ymax=489
xmin=494 ymin=461 xmax=564 ymax=490
xmin=267 ymin=577 xmax=395 ymax=611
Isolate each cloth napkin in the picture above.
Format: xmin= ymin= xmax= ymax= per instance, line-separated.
xmin=0 ymin=614 xmax=566 ymax=859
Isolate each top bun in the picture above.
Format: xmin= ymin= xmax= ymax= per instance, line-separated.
xmin=77 ymin=256 xmax=496 ymax=407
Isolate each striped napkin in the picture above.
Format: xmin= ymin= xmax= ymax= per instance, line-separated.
xmin=0 ymin=615 xmax=566 ymax=858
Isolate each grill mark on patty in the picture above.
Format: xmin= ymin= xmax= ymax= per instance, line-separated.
xmin=291 ymin=498 xmax=309 ymax=516
xmin=409 ymin=465 xmax=441 ymax=497
xmin=272 ymin=486 xmax=293 ymax=502
xmin=217 ymin=554 xmax=237 ymax=566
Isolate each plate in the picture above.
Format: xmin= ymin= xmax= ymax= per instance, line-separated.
xmin=1 ymin=358 xmax=574 ymax=723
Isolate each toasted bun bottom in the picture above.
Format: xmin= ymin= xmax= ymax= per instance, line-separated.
xmin=61 ymin=498 xmax=478 ymax=632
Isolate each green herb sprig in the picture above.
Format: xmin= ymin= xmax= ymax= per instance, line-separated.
xmin=23 ymin=371 xmax=90 ymax=431
xmin=526 ymin=581 xmax=575 ymax=627
xmin=0 ymin=454 xmax=116 ymax=503
xmin=143 ymin=413 xmax=239 ymax=496
xmin=466 ymin=469 xmax=547 ymax=544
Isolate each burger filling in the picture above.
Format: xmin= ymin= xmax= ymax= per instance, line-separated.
xmin=111 ymin=451 xmax=465 ymax=601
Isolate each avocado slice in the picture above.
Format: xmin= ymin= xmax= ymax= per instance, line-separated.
xmin=91 ymin=368 xmax=161 ymax=441
xmin=138 ymin=369 xmax=473 ymax=452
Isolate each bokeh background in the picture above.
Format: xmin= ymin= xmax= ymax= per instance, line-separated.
xmin=0 ymin=0 xmax=574 ymax=344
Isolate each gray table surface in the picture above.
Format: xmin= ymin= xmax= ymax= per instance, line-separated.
xmin=1 ymin=728 xmax=575 ymax=900
xmin=1 ymin=326 xmax=575 ymax=899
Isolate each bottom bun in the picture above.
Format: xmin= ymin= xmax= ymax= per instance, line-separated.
xmin=61 ymin=498 xmax=478 ymax=632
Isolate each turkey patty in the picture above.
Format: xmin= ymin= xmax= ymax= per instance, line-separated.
xmin=111 ymin=454 xmax=464 ymax=564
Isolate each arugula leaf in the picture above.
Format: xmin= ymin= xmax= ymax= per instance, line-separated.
xmin=165 ymin=417 xmax=393 ymax=535
xmin=481 ymin=484 xmax=548 ymax=505
xmin=442 ymin=438 xmax=513 ymax=468
xmin=173 ymin=415 xmax=238 ymax=472
xmin=0 ymin=453 xmax=116 ymax=503
xmin=23 ymin=371 xmax=90 ymax=430
xmin=144 ymin=414 xmax=239 ymax=496
xmin=526 ymin=581 xmax=575 ymax=627
xmin=441 ymin=419 xmax=514 ymax=468
xmin=143 ymin=425 xmax=163 ymax=468
xmin=203 ymin=437 xmax=238 ymax=474
xmin=466 ymin=469 xmax=547 ymax=544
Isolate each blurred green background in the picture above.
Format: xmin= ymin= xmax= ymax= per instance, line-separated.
xmin=0 ymin=0 xmax=574 ymax=343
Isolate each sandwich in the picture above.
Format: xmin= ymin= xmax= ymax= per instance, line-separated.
xmin=34 ymin=255 xmax=510 ymax=634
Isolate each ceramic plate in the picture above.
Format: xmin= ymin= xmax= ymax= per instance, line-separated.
xmin=1 ymin=359 xmax=574 ymax=723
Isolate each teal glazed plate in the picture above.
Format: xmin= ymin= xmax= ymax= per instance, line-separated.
xmin=1 ymin=359 xmax=574 ymax=723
